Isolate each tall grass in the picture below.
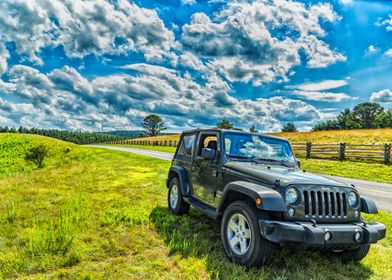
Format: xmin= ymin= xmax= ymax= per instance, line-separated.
xmin=23 ymin=195 xmax=91 ymax=257
xmin=1 ymin=200 xmax=19 ymax=223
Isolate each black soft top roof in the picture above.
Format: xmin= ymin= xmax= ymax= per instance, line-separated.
xmin=181 ymin=128 xmax=288 ymax=142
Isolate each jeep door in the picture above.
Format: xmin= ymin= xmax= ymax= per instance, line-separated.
xmin=191 ymin=131 xmax=220 ymax=207
xmin=174 ymin=132 xmax=197 ymax=195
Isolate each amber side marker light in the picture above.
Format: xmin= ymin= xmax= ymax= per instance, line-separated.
xmin=255 ymin=197 xmax=262 ymax=205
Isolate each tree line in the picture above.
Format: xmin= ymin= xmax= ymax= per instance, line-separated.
xmin=215 ymin=119 xmax=299 ymax=133
xmin=215 ymin=102 xmax=392 ymax=133
xmin=0 ymin=126 xmax=126 ymax=144
xmin=1 ymin=102 xmax=390 ymax=143
xmin=312 ymin=102 xmax=392 ymax=131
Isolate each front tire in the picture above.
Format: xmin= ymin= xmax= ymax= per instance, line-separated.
xmin=221 ymin=200 xmax=274 ymax=267
xmin=332 ymin=244 xmax=370 ymax=262
xmin=168 ymin=177 xmax=190 ymax=215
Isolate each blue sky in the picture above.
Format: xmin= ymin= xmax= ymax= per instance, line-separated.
xmin=0 ymin=0 xmax=392 ymax=132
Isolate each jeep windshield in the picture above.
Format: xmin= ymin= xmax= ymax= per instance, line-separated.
xmin=223 ymin=132 xmax=296 ymax=167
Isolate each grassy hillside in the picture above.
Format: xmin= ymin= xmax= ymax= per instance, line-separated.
xmin=0 ymin=134 xmax=391 ymax=279
xmin=0 ymin=134 xmax=75 ymax=179
xmin=130 ymin=128 xmax=392 ymax=144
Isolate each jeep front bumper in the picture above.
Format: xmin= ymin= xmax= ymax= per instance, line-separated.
xmin=259 ymin=220 xmax=386 ymax=246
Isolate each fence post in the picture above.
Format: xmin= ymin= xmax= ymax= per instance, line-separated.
xmin=384 ymin=143 xmax=391 ymax=164
xmin=339 ymin=142 xmax=346 ymax=161
xmin=306 ymin=142 xmax=312 ymax=159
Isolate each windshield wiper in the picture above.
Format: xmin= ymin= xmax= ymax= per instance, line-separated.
xmin=255 ymin=158 xmax=293 ymax=168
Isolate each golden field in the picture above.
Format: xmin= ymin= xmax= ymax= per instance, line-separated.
xmin=131 ymin=134 xmax=181 ymax=142
xmin=131 ymin=128 xmax=392 ymax=144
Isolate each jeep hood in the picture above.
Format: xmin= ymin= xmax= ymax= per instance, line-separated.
xmin=224 ymin=161 xmax=348 ymax=188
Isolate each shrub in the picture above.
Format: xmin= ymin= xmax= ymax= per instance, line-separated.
xmin=25 ymin=145 xmax=48 ymax=168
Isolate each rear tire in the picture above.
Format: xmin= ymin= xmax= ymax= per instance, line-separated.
xmin=221 ymin=200 xmax=274 ymax=267
xmin=332 ymin=244 xmax=370 ymax=262
xmin=168 ymin=177 xmax=190 ymax=215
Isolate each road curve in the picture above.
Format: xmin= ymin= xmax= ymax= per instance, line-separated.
xmin=87 ymin=145 xmax=392 ymax=212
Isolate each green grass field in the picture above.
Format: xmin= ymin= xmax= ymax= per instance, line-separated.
xmin=0 ymin=134 xmax=391 ymax=279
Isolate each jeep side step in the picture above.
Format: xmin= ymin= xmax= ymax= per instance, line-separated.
xmin=185 ymin=196 xmax=219 ymax=220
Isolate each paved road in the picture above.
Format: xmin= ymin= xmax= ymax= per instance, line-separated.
xmin=88 ymin=145 xmax=392 ymax=212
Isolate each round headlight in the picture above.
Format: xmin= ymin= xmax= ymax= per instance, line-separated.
xmin=348 ymin=191 xmax=358 ymax=207
xmin=285 ymin=187 xmax=299 ymax=204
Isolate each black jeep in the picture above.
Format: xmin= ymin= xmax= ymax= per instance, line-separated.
xmin=166 ymin=129 xmax=386 ymax=266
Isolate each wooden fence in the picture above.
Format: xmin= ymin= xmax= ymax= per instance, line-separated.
xmin=291 ymin=142 xmax=391 ymax=164
xmin=96 ymin=140 xmax=391 ymax=164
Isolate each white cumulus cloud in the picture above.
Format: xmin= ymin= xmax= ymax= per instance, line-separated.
xmin=0 ymin=0 xmax=176 ymax=75
xmin=181 ymin=0 xmax=345 ymax=86
xmin=370 ymin=89 xmax=392 ymax=103
xmin=0 ymin=64 xmax=322 ymax=132
xmin=288 ymin=79 xmax=349 ymax=91
xmin=292 ymin=90 xmax=354 ymax=102
xmin=384 ymin=49 xmax=392 ymax=58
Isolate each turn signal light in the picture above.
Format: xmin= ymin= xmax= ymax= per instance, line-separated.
xmin=255 ymin=197 xmax=262 ymax=205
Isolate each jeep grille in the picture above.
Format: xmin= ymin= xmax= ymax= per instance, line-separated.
xmin=303 ymin=190 xmax=347 ymax=218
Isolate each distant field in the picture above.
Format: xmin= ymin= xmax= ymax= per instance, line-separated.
xmin=272 ymin=128 xmax=392 ymax=144
xmin=131 ymin=134 xmax=180 ymax=142
xmin=130 ymin=128 xmax=392 ymax=144
xmin=0 ymin=134 xmax=391 ymax=279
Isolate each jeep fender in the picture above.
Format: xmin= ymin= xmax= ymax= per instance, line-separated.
xmin=167 ymin=166 xmax=191 ymax=196
xmin=360 ymin=197 xmax=378 ymax=214
xmin=217 ymin=181 xmax=286 ymax=213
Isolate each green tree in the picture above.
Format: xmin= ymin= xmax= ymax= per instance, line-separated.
xmin=249 ymin=125 xmax=258 ymax=133
xmin=281 ymin=122 xmax=298 ymax=132
xmin=142 ymin=114 xmax=166 ymax=136
xmin=376 ymin=109 xmax=392 ymax=128
xmin=336 ymin=109 xmax=359 ymax=129
xmin=25 ymin=145 xmax=48 ymax=168
xmin=312 ymin=102 xmax=392 ymax=131
xmin=216 ymin=119 xmax=234 ymax=129
xmin=352 ymin=102 xmax=384 ymax=129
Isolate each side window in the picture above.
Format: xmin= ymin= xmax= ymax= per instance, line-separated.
xmin=224 ymin=138 xmax=231 ymax=153
xmin=178 ymin=141 xmax=186 ymax=155
xmin=178 ymin=134 xmax=196 ymax=157
xmin=197 ymin=134 xmax=218 ymax=156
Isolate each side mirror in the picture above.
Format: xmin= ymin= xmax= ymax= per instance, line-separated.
xmin=201 ymin=148 xmax=216 ymax=160
xmin=296 ymin=158 xmax=301 ymax=168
